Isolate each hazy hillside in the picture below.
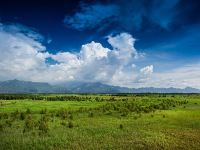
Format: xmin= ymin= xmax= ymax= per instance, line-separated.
xmin=0 ymin=79 xmax=69 ymax=93
xmin=0 ymin=80 xmax=199 ymax=93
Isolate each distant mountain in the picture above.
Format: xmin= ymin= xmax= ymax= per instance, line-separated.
xmin=63 ymin=81 xmax=121 ymax=93
xmin=0 ymin=79 xmax=68 ymax=93
xmin=0 ymin=79 xmax=199 ymax=93
xmin=129 ymin=87 xmax=200 ymax=93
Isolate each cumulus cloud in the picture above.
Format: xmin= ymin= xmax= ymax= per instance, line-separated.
xmin=0 ymin=23 xmax=49 ymax=81
xmin=136 ymin=65 xmax=154 ymax=83
xmin=143 ymin=64 xmax=200 ymax=89
xmin=1 ymin=23 xmax=200 ymax=88
xmin=107 ymin=33 xmax=138 ymax=59
xmin=47 ymin=33 xmax=150 ymax=86
xmin=140 ymin=65 xmax=153 ymax=76
xmin=0 ymin=23 xmax=154 ymax=87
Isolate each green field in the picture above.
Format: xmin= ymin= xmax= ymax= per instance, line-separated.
xmin=0 ymin=94 xmax=200 ymax=150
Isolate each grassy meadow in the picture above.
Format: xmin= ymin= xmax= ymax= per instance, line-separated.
xmin=0 ymin=94 xmax=200 ymax=150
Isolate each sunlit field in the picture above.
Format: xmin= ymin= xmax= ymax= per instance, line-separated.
xmin=0 ymin=94 xmax=200 ymax=150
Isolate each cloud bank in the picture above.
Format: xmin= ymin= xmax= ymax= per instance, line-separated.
xmin=141 ymin=64 xmax=200 ymax=89
xmin=0 ymin=23 xmax=153 ymax=87
xmin=0 ymin=23 xmax=199 ymax=88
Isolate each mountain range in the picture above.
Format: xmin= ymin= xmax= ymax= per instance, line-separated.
xmin=0 ymin=79 xmax=199 ymax=93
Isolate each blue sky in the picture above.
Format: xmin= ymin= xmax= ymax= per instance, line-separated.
xmin=0 ymin=0 xmax=200 ymax=88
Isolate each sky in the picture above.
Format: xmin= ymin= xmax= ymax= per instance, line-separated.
xmin=0 ymin=0 xmax=200 ymax=88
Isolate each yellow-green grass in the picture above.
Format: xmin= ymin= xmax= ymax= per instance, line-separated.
xmin=0 ymin=100 xmax=105 ymax=113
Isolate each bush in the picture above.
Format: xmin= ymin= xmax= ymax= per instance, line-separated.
xmin=11 ymin=110 xmax=20 ymax=119
xmin=26 ymin=108 xmax=31 ymax=114
xmin=24 ymin=115 xmax=35 ymax=131
xmin=0 ymin=113 xmax=8 ymax=119
xmin=119 ymin=124 xmax=123 ymax=129
xmin=120 ymin=108 xmax=129 ymax=117
xmin=38 ymin=120 xmax=49 ymax=133
xmin=20 ymin=112 xmax=26 ymax=120
xmin=38 ymin=115 xmax=49 ymax=133
xmin=0 ymin=123 xmax=4 ymax=131
xmin=68 ymin=121 xmax=74 ymax=128
xmin=4 ymin=113 xmax=9 ymax=119
xmin=69 ymin=114 xmax=73 ymax=120
xmin=40 ymin=108 xmax=48 ymax=114
xmin=60 ymin=121 xmax=67 ymax=126
xmin=5 ymin=120 xmax=12 ymax=127
xmin=105 ymin=110 xmax=112 ymax=115
xmin=57 ymin=108 xmax=68 ymax=119
xmin=88 ymin=112 xmax=94 ymax=118
xmin=40 ymin=115 xmax=49 ymax=122
xmin=25 ymin=116 xmax=35 ymax=129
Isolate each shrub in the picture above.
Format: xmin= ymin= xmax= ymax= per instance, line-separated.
xmin=58 ymin=108 xmax=68 ymax=119
xmin=120 ymin=108 xmax=129 ymax=117
xmin=105 ymin=110 xmax=112 ymax=115
xmin=121 ymin=112 xmax=128 ymax=117
xmin=109 ymin=97 xmax=115 ymax=101
xmin=38 ymin=120 xmax=49 ymax=133
xmin=119 ymin=124 xmax=123 ymax=129
xmin=3 ymin=113 xmax=9 ymax=119
xmin=26 ymin=108 xmax=31 ymax=114
xmin=24 ymin=115 xmax=35 ymax=131
xmin=40 ymin=108 xmax=48 ymax=114
xmin=138 ymin=113 xmax=142 ymax=118
xmin=20 ymin=112 xmax=26 ymax=120
xmin=69 ymin=113 xmax=73 ymax=120
xmin=88 ymin=112 xmax=94 ymax=118
xmin=133 ymin=116 xmax=138 ymax=120
xmin=38 ymin=115 xmax=49 ymax=134
xmin=68 ymin=121 xmax=74 ymax=128
xmin=60 ymin=121 xmax=67 ymax=126
xmin=143 ymin=107 xmax=151 ymax=113
xmin=78 ymin=107 xmax=85 ymax=113
xmin=5 ymin=120 xmax=12 ymax=127
xmin=11 ymin=110 xmax=20 ymax=119
xmin=0 ymin=123 xmax=4 ymax=131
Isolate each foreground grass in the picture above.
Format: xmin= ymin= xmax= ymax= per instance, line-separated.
xmin=0 ymin=94 xmax=200 ymax=150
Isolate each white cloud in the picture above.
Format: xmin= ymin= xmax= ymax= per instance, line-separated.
xmin=1 ymin=23 xmax=200 ymax=89
xmin=140 ymin=65 xmax=153 ymax=76
xmin=0 ymin=23 xmax=154 ymax=87
xmin=0 ymin=23 xmax=49 ymax=81
xmin=134 ymin=63 xmax=200 ymax=89
xmin=107 ymin=33 xmax=138 ymax=59
xmin=80 ymin=41 xmax=110 ymax=60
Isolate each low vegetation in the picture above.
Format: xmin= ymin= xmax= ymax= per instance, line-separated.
xmin=0 ymin=94 xmax=200 ymax=149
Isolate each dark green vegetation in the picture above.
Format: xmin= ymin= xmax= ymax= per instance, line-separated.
xmin=0 ymin=94 xmax=200 ymax=150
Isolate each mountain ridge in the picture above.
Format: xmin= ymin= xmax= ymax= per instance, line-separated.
xmin=0 ymin=79 xmax=199 ymax=93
